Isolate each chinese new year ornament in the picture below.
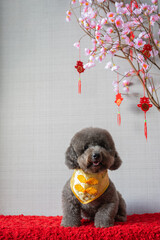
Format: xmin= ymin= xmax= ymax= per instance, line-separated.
xmin=74 ymin=42 xmax=85 ymax=94
xmin=137 ymin=73 xmax=152 ymax=140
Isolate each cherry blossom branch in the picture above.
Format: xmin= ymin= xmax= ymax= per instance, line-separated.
xmin=66 ymin=0 xmax=160 ymax=110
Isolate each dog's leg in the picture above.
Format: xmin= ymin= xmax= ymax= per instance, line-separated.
xmin=61 ymin=181 xmax=81 ymax=227
xmin=94 ymin=202 xmax=118 ymax=228
xmin=115 ymin=191 xmax=127 ymax=222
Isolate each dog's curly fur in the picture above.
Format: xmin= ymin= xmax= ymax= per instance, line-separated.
xmin=61 ymin=127 xmax=127 ymax=228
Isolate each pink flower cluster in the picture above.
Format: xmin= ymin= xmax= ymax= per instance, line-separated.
xmin=66 ymin=0 xmax=160 ymax=94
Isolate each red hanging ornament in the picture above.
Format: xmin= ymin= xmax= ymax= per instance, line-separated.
xmin=115 ymin=93 xmax=123 ymax=107
xmin=74 ymin=42 xmax=85 ymax=94
xmin=137 ymin=73 xmax=152 ymax=140
xmin=141 ymin=44 xmax=152 ymax=59
xmin=75 ymin=61 xmax=85 ymax=74
xmin=115 ymin=74 xmax=123 ymax=126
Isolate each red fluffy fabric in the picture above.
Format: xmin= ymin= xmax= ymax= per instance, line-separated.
xmin=0 ymin=213 xmax=160 ymax=239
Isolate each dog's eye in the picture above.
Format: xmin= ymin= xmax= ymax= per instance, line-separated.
xmin=101 ymin=143 xmax=112 ymax=152
xmin=84 ymin=145 xmax=88 ymax=151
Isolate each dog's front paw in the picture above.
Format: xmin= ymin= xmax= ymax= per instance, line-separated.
xmin=61 ymin=218 xmax=81 ymax=227
xmin=94 ymin=219 xmax=114 ymax=228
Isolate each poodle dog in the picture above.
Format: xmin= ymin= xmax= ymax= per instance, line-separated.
xmin=61 ymin=127 xmax=126 ymax=228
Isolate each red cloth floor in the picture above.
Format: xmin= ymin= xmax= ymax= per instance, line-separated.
xmin=0 ymin=213 xmax=160 ymax=239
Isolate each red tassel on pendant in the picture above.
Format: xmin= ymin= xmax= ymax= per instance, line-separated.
xmin=117 ymin=111 xmax=121 ymax=126
xmin=144 ymin=113 xmax=147 ymax=140
xmin=78 ymin=79 xmax=81 ymax=94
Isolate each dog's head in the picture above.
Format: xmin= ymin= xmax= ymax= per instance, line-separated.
xmin=65 ymin=127 xmax=122 ymax=173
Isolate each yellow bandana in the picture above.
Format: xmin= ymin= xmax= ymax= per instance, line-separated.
xmin=70 ymin=169 xmax=109 ymax=204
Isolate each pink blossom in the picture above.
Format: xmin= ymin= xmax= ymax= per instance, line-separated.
xmin=141 ymin=62 xmax=149 ymax=71
xmin=97 ymin=0 xmax=105 ymax=3
xmin=84 ymin=21 xmax=90 ymax=29
xmin=123 ymin=79 xmax=130 ymax=87
xmin=112 ymin=81 xmax=118 ymax=88
xmin=112 ymin=81 xmax=119 ymax=93
xmin=149 ymin=5 xmax=158 ymax=14
xmin=92 ymin=39 xmax=97 ymax=51
xmin=134 ymin=38 xmax=146 ymax=49
xmin=101 ymin=18 xmax=108 ymax=25
xmin=154 ymin=39 xmax=158 ymax=45
xmin=133 ymin=8 xmax=142 ymax=15
xmin=115 ymin=2 xmax=124 ymax=14
xmin=140 ymin=3 xmax=149 ymax=11
xmin=79 ymin=0 xmax=90 ymax=6
xmin=132 ymin=16 xmax=143 ymax=24
xmin=138 ymin=32 xmax=149 ymax=39
xmin=87 ymin=7 xmax=97 ymax=19
xmin=66 ymin=10 xmax=72 ymax=22
xmin=104 ymin=34 xmax=112 ymax=43
xmin=107 ymin=48 xmax=116 ymax=56
xmin=73 ymin=42 xmax=80 ymax=48
xmin=96 ymin=54 xmax=106 ymax=63
xmin=100 ymin=47 xmax=107 ymax=54
xmin=79 ymin=17 xmax=84 ymax=25
xmin=66 ymin=15 xmax=71 ymax=22
xmin=95 ymin=31 xmax=101 ymax=40
xmin=66 ymin=10 xmax=72 ymax=16
xmin=111 ymin=65 xmax=119 ymax=71
xmin=71 ymin=0 xmax=76 ymax=4
xmin=113 ymin=40 xmax=119 ymax=49
xmin=151 ymin=0 xmax=158 ymax=4
xmin=122 ymin=27 xmax=131 ymax=35
xmin=115 ymin=16 xmax=124 ymax=28
xmin=150 ymin=49 xmax=158 ymax=57
xmin=85 ymin=48 xmax=91 ymax=55
xmin=105 ymin=61 xmax=112 ymax=69
xmin=84 ymin=62 xmax=96 ymax=69
xmin=123 ymin=35 xmax=134 ymax=46
xmin=123 ymin=86 xmax=129 ymax=93
xmin=115 ymin=2 xmax=123 ymax=9
xmin=137 ymin=54 xmax=144 ymax=63
xmin=124 ymin=69 xmax=135 ymax=77
xmin=150 ymin=14 xmax=159 ymax=26
xmin=107 ymin=27 xmax=114 ymax=34
xmin=90 ymin=20 xmax=96 ymax=29
xmin=107 ymin=12 xmax=115 ymax=23
xmin=96 ymin=24 xmax=102 ymax=31
xmin=89 ymin=55 xmax=95 ymax=62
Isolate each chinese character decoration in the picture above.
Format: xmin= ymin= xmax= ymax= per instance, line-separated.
xmin=137 ymin=73 xmax=152 ymax=140
xmin=115 ymin=73 xmax=123 ymax=126
xmin=141 ymin=44 xmax=152 ymax=59
xmin=74 ymin=42 xmax=85 ymax=94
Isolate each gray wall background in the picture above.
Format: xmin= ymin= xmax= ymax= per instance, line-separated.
xmin=0 ymin=0 xmax=160 ymax=216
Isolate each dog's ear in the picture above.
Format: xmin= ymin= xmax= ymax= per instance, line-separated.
xmin=109 ymin=151 xmax=122 ymax=170
xmin=65 ymin=144 xmax=80 ymax=169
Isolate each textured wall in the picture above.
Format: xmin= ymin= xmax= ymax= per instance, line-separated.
xmin=0 ymin=0 xmax=160 ymax=216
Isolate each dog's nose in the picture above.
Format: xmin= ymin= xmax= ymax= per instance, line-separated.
xmin=92 ymin=153 xmax=100 ymax=161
